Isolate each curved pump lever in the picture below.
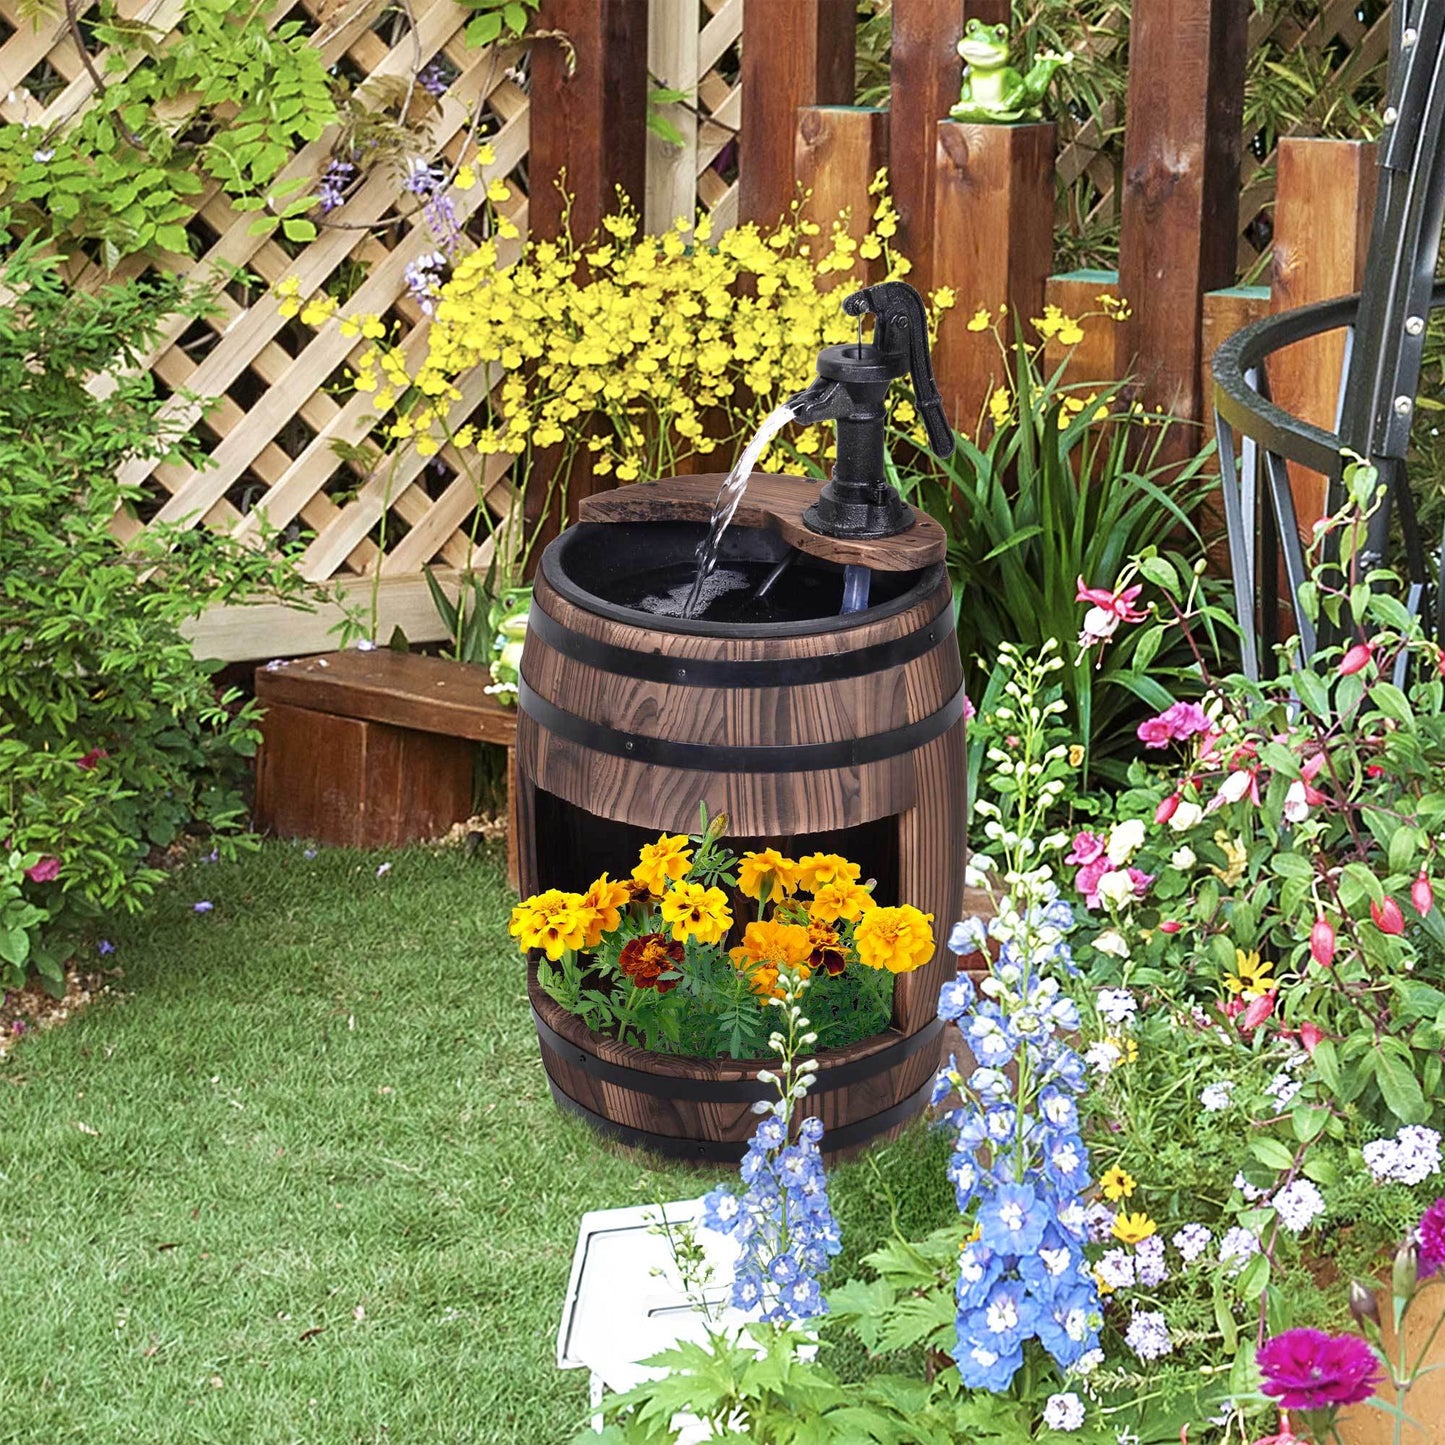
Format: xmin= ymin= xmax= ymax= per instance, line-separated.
xmin=840 ymin=283 xmax=954 ymax=460
xmin=785 ymin=280 xmax=957 ymax=539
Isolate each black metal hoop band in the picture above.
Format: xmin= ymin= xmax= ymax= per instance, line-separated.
xmin=530 ymin=1006 xmax=944 ymax=1102
xmin=527 ymin=591 xmax=955 ymax=688
xmin=545 ymin=1072 xmax=936 ymax=1163
xmin=518 ymin=679 xmax=967 ymax=773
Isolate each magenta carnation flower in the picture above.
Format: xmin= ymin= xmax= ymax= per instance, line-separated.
xmin=1257 ymin=1328 xmax=1381 ymax=1410
xmin=1418 ymin=1198 xmax=1445 ymax=1279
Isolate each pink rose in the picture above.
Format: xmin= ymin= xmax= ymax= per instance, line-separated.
xmin=25 ymin=857 xmax=60 ymax=884
xmin=1065 ymin=831 xmax=1106 ymax=867
xmin=1075 ymin=856 xmax=1110 ymax=908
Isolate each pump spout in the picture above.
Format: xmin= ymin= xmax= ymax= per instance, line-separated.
xmin=784 ymin=377 xmax=849 ymax=426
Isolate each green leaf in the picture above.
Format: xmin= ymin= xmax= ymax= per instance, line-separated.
xmin=153 ymin=223 xmax=192 ymax=254
xmin=1371 ymin=682 xmax=1414 ymax=726
xmin=282 ymin=217 xmax=317 ymax=242
xmin=1270 ymin=851 xmax=1313 ymax=879
xmin=1249 ymin=1136 xmax=1296 ymax=1172
xmin=1294 ymin=667 xmax=1330 ymax=720
xmin=1374 ymin=1047 xmax=1429 ymax=1124
xmin=1291 ymin=1103 xmax=1329 ymax=1143
xmin=466 ymin=12 xmax=503 ymax=45
xmin=1236 ymin=1252 xmax=1271 ymax=1302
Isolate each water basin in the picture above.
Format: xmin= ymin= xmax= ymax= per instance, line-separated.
xmin=542 ymin=521 xmax=937 ymax=636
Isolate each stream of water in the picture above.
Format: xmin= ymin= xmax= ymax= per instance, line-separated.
xmin=681 ymin=403 xmax=796 ymax=619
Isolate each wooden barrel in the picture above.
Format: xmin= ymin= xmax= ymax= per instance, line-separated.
xmin=515 ymin=473 xmax=967 ymax=1160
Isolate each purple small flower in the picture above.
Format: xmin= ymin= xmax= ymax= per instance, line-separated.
xmin=205 ymin=849 xmax=219 ymax=864
xmin=97 ymin=939 xmax=115 ymax=956
xmin=193 ymin=901 xmax=214 ymax=914
xmin=32 ymin=148 xmax=54 ymax=164
xmin=376 ymin=863 xmax=392 ymax=878
xmin=303 ymin=848 xmax=318 ymax=860
xmin=12 ymin=1019 xmax=28 ymax=1035
xmin=317 ymin=158 xmax=356 ymax=214
xmin=1257 ymin=1328 xmax=1382 ymax=1410
xmin=417 ymin=59 xmax=448 ymax=97
xmin=404 ymin=251 xmax=447 ymax=316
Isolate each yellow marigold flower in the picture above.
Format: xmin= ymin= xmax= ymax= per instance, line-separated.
xmin=455 ymin=164 xmax=477 ymax=191
xmin=796 ymin=853 xmax=861 ymax=892
xmin=988 ymin=387 xmax=1013 ymax=429
xmin=509 ymin=888 xmax=588 ymax=960
xmin=577 ymin=872 xmax=630 ymax=948
xmin=737 ymin=849 xmax=798 ymax=903
xmin=1111 ymin=1211 xmax=1157 ymax=1245
xmin=1100 ymin=1166 xmax=1136 ymax=1202
xmin=854 ymin=904 xmax=935 ymax=974
xmin=661 ymin=880 xmax=733 ymax=945
xmin=632 ymin=833 xmax=693 ymax=896
xmin=729 ymin=920 xmax=812 ymax=997
xmin=1224 ymin=948 xmax=1274 ymax=997
xmin=1211 ymin=830 xmax=1248 ymax=887
xmin=809 ymin=881 xmax=876 ymax=925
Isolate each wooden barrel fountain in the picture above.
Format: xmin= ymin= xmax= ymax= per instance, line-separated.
xmin=515 ymin=472 xmax=967 ymax=1162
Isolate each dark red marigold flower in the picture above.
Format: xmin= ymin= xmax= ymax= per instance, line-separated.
xmin=618 ymin=932 xmax=684 ymax=993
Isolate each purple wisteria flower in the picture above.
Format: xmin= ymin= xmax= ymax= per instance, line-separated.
xmin=1257 ymin=1328 xmax=1382 ymax=1410
xmin=417 ymin=59 xmax=448 ymax=97
xmin=404 ymin=158 xmax=460 ymax=253
xmin=404 ymin=251 xmax=447 ymax=316
xmin=317 ymin=158 xmax=356 ymax=213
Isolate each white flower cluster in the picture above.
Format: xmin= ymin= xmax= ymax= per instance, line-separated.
xmin=1364 ymin=1125 xmax=1442 ymax=1186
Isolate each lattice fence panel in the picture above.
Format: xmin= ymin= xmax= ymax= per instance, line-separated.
xmin=1047 ymin=0 xmax=1391 ymax=273
xmin=645 ymin=0 xmax=740 ymax=236
xmin=0 ymin=0 xmax=531 ymax=660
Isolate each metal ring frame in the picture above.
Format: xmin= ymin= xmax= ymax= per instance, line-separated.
xmin=1210 ymin=0 xmax=1445 ymax=679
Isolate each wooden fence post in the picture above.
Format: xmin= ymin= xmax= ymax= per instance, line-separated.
xmin=738 ymin=0 xmax=855 ymax=228
xmin=1269 ymin=137 xmax=1378 ymax=533
xmin=530 ymin=0 xmax=649 ymax=245
xmin=889 ymin=0 xmax=1009 ymax=291
xmin=1118 ymin=0 xmax=1248 ymax=458
xmin=931 ymin=121 xmax=1055 ymax=436
xmin=795 ymin=105 xmax=889 ymax=283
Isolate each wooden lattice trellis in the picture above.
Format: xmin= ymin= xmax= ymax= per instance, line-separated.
xmin=644 ymin=0 xmax=740 ymax=235
xmin=0 ymin=0 xmax=531 ymax=660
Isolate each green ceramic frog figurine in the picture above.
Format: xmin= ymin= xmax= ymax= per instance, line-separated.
xmin=950 ymin=18 xmax=1072 ymax=123
xmin=487 ymin=585 xmax=531 ymax=705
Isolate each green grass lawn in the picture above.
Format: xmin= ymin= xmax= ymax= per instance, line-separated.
xmin=0 ymin=842 xmax=952 ymax=1444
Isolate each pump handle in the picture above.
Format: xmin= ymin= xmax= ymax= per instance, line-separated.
xmin=841 ymin=283 xmax=955 ymax=460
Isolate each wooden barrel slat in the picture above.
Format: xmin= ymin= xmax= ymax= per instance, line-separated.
xmin=517 ymin=482 xmax=968 ymax=1163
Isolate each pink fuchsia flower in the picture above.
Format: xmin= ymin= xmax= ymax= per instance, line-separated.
xmin=1310 ymin=916 xmax=1336 ymax=969
xmin=1413 ymin=872 xmax=1434 ymax=917
xmin=1299 ymin=1021 xmax=1326 ymax=1056
xmin=1239 ymin=991 xmax=1276 ymax=1033
xmin=76 ymin=748 xmax=108 ymax=770
xmin=1076 ymin=577 xmax=1147 ymax=623
xmin=1156 ymin=792 xmax=1181 ymax=825
xmin=24 ymin=857 xmax=60 ymax=884
xmin=1257 ymin=1328 xmax=1381 ymax=1410
xmin=1339 ymin=643 xmax=1374 ymax=676
xmin=1065 ymin=832 xmax=1106 ymax=867
xmin=1371 ymin=897 xmax=1405 ymax=936
xmin=1136 ymin=701 xmax=1212 ymax=749
xmin=1213 ymin=767 xmax=1261 ymax=809
xmin=1159 ymin=919 xmax=1181 ymax=934
xmin=1417 ymin=1198 xmax=1445 ymax=1278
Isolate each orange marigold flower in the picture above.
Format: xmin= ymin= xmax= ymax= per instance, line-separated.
xmin=809 ymin=881 xmax=876 ymax=925
xmin=578 ymin=872 xmax=631 ymax=947
xmin=737 ymin=848 xmax=798 ymax=903
xmin=795 ymin=852 xmax=861 ymax=893
xmin=854 ymin=904 xmax=935 ymax=973
xmin=632 ymin=833 xmax=693 ymax=896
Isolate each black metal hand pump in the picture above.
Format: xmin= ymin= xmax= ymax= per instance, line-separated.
xmin=785 ymin=281 xmax=954 ymax=540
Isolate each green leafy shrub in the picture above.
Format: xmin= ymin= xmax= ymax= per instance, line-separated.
xmin=0 ymin=241 xmax=308 ymax=989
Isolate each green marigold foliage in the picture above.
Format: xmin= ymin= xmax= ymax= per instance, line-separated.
xmin=0 ymin=242 xmax=305 ymax=988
